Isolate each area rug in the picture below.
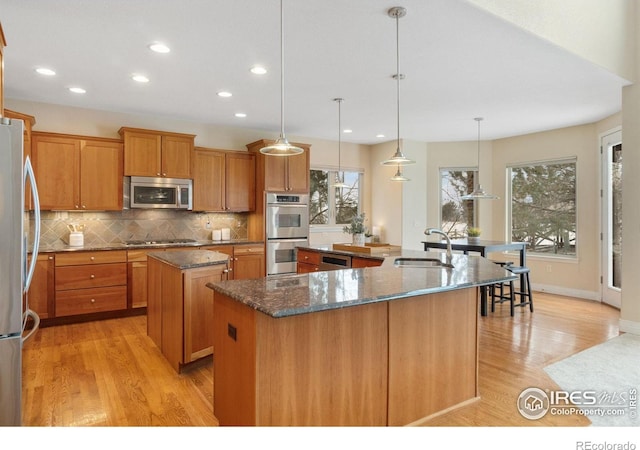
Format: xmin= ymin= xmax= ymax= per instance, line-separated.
xmin=543 ymin=333 xmax=640 ymax=426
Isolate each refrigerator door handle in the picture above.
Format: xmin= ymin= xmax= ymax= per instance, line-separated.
xmin=23 ymin=156 xmax=41 ymax=294
xmin=22 ymin=309 xmax=40 ymax=342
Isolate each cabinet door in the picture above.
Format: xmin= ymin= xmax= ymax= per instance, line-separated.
xmin=26 ymin=254 xmax=55 ymax=319
xmin=296 ymin=262 xmax=318 ymax=274
xmin=123 ymin=131 xmax=162 ymax=177
xmin=204 ymin=245 xmax=234 ymax=279
xmin=264 ymin=156 xmax=287 ymax=192
xmin=32 ymin=134 xmax=80 ymax=210
xmin=233 ymin=245 xmax=264 ymax=280
xmin=193 ymin=149 xmax=225 ymax=211
xmin=162 ymin=135 xmax=192 ymax=178
xmin=286 ymin=150 xmax=310 ymax=192
xmin=352 ymin=257 xmax=383 ymax=268
xmin=183 ymin=265 xmax=226 ymax=364
xmin=128 ymin=261 xmax=148 ymax=308
xmin=226 ymin=152 xmax=256 ymax=211
xmin=80 ymin=140 xmax=123 ymax=210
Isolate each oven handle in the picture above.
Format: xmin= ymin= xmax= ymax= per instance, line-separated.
xmin=267 ymin=238 xmax=309 ymax=243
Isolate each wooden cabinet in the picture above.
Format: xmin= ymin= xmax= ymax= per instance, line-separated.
xmin=126 ymin=249 xmax=153 ymax=309
xmin=119 ymin=127 xmax=194 ymax=178
xmin=147 ymin=256 xmax=228 ymax=372
xmin=26 ymin=254 xmax=55 ymax=320
xmin=54 ymin=251 xmax=127 ymax=317
xmin=31 ymin=132 xmax=123 ymax=210
xmin=193 ymin=148 xmax=255 ymax=212
xmin=297 ymin=249 xmax=320 ymax=273
xmin=4 ymin=110 xmax=36 ymax=210
xmin=352 ymin=257 xmax=383 ymax=268
xmin=232 ymin=244 xmax=265 ymax=280
xmin=247 ymin=139 xmax=310 ymax=193
xmin=203 ymin=244 xmax=264 ymax=280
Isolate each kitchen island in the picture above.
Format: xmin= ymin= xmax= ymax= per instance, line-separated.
xmin=207 ymin=251 xmax=515 ymax=426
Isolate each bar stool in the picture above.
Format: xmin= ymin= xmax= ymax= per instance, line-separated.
xmin=490 ymin=261 xmax=513 ymax=311
xmin=508 ymin=266 xmax=534 ymax=312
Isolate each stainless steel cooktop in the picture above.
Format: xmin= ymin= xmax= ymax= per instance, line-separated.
xmin=124 ymin=238 xmax=198 ymax=247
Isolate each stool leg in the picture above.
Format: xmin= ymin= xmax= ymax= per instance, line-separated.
xmin=509 ymin=280 xmax=515 ymax=316
xmin=526 ymin=273 xmax=533 ymax=312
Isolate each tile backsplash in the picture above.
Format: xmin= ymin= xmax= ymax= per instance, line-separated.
xmin=31 ymin=210 xmax=248 ymax=247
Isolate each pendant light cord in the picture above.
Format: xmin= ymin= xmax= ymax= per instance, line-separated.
xmin=338 ymin=99 xmax=342 ymax=173
xmin=395 ymin=13 xmax=401 ymax=151
xmin=475 ymin=117 xmax=483 ymax=188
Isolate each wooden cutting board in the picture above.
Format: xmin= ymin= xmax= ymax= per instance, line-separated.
xmin=332 ymin=243 xmax=401 ymax=254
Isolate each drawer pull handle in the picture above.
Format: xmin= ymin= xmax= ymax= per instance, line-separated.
xmin=90 ymin=274 xmax=95 ymax=279
xmin=90 ymin=256 xmax=95 ymax=261
xmin=90 ymin=299 xmax=96 ymax=303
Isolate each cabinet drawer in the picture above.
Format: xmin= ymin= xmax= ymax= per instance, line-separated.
xmin=56 ymin=285 xmax=127 ymax=317
xmin=56 ymin=250 xmax=127 ymax=266
xmin=55 ymin=263 xmax=127 ymax=290
xmin=297 ymin=262 xmax=319 ymax=274
xmin=297 ymin=249 xmax=320 ymax=265
xmin=234 ymin=244 xmax=264 ymax=256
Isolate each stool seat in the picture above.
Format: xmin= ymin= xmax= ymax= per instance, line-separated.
xmin=490 ymin=265 xmax=533 ymax=315
xmin=491 ymin=260 xmax=513 ymax=267
xmin=507 ymin=265 xmax=529 ymax=275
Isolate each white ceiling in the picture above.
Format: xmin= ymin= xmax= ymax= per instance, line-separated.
xmin=0 ymin=0 xmax=629 ymax=143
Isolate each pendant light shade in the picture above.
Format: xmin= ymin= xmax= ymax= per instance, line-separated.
xmin=461 ymin=117 xmax=499 ymax=200
xmin=390 ymin=164 xmax=410 ymax=182
xmin=260 ymin=0 xmax=303 ymax=156
xmin=382 ymin=6 xmax=415 ymax=168
xmin=332 ymin=98 xmax=349 ymax=188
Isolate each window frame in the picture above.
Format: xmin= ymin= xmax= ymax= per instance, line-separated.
xmin=439 ymin=166 xmax=478 ymax=238
xmin=506 ymin=157 xmax=578 ymax=259
xmin=309 ymin=167 xmax=363 ymax=232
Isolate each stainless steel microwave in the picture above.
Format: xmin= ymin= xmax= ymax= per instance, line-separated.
xmin=125 ymin=176 xmax=193 ymax=210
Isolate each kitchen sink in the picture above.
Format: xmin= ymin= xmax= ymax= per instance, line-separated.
xmin=393 ymin=257 xmax=454 ymax=269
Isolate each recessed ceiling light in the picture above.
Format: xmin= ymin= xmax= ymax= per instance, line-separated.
xmin=132 ymin=74 xmax=149 ymax=83
xmin=149 ymin=43 xmax=170 ymax=53
xmin=35 ymin=67 xmax=56 ymax=76
xmin=250 ymin=66 xmax=267 ymax=75
xmin=376 ymin=134 xmax=385 ymax=138
xmin=235 ymin=113 xmax=247 ymax=118
xmin=343 ymin=129 xmax=353 ymax=133
xmin=68 ymin=87 xmax=86 ymax=94
xmin=217 ymin=91 xmax=232 ymax=98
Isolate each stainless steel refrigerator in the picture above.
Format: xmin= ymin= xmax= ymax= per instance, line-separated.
xmin=0 ymin=117 xmax=41 ymax=426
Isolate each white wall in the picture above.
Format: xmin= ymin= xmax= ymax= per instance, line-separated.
xmin=467 ymin=0 xmax=635 ymax=81
xmin=369 ymin=140 xmax=404 ymax=246
xmin=401 ymin=141 xmax=428 ymax=250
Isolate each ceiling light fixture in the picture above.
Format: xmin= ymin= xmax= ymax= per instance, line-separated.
xmin=332 ymin=98 xmax=348 ymax=188
xmin=381 ymin=6 xmax=414 ymax=169
xmin=251 ymin=65 xmax=267 ymax=75
xmin=149 ymin=43 xmax=170 ymax=53
xmin=132 ymin=74 xmax=149 ymax=83
xmin=390 ymin=165 xmax=410 ymax=182
xmin=35 ymin=67 xmax=56 ymax=76
xmin=217 ymin=91 xmax=232 ymax=98
xmin=235 ymin=112 xmax=247 ymax=118
xmin=461 ymin=117 xmax=499 ymax=200
xmin=68 ymin=87 xmax=86 ymax=94
xmin=259 ymin=0 xmax=303 ymax=156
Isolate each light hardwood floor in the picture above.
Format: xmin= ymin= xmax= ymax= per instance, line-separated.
xmin=21 ymin=291 xmax=620 ymax=426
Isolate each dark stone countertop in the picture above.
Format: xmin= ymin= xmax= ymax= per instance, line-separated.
xmin=148 ymin=249 xmax=229 ymax=270
xmin=296 ymin=244 xmax=388 ymax=261
xmin=35 ymin=239 xmax=263 ymax=253
xmin=207 ymin=250 xmax=516 ymax=318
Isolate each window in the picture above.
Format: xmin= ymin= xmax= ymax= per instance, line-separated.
xmin=440 ymin=168 xmax=477 ymax=238
xmin=310 ymin=169 xmax=361 ymax=226
xmin=509 ymin=159 xmax=577 ymax=256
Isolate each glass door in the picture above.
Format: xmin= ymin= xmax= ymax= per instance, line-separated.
xmin=601 ymin=129 xmax=622 ymax=308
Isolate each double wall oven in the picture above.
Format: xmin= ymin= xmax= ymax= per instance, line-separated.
xmin=265 ymin=193 xmax=309 ymax=276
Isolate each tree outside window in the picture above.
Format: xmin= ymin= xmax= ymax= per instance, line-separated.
xmin=509 ymin=160 xmax=577 ymax=256
xmin=310 ymin=169 xmax=361 ymax=226
xmin=440 ymin=169 xmax=477 ymax=238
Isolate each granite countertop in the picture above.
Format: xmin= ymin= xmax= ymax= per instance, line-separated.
xmin=207 ymin=250 xmax=516 ymax=318
xmin=148 ymin=249 xmax=229 ymax=270
xmin=296 ymin=244 xmax=392 ymax=261
xmin=35 ymin=239 xmax=263 ymax=253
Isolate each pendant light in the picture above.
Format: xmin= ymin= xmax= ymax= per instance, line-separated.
xmin=461 ymin=117 xmax=499 ymax=200
xmin=381 ymin=6 xmax=415 ymax=169
xmin=390 ymin=164 xmax=410 ymax=182
xmin=332 ymin=98 xmax=348 ymax=188
xmin=259 ymin=0 xmax=303 ymax=156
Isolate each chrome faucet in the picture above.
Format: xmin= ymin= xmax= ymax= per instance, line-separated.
xmin=424 ymin=228 xmax=453 ymax=266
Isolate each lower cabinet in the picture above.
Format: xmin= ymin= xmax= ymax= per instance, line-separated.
xmin=351 ymin=257 xmax=383 ymax=268
xmin=296 ymin=249 xmax=320 ymax=273
xmin=26 ymin=254 xmax=55 ymax=320
xmin=147 ymin=256 xmax=228 ymax=372
xmin=127 ymin=249 xmax=152 ymax=309
xmin=54 ymin=250 xmax=127 ymax=317
xmin=204 ymin=244 xmax=265 ymax=280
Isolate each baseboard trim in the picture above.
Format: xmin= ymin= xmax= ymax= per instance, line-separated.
xmin=619 ymin=319 xmax=640 ymax=335
xmin=531 ymin=283 xmax=600 ymax=301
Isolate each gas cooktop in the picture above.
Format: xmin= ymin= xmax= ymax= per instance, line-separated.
xmin=124 ymin=238 xmax=198 ymax=247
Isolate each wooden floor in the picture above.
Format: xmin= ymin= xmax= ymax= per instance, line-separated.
xmin=21 ymin=291 xmax=620 ymax=427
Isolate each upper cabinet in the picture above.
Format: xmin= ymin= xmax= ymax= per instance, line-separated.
xmin=246 ymin=139 xmax=310 ymax=193
xmin=32 ymin=132 xmax=123 ymax=211
xmin=193 ymin=148 xmax=255 ymax=212
xmin=118 ymin=127 xmax=194 ymax=179
xmin=0 ymin=23 xmax=6 ymax=113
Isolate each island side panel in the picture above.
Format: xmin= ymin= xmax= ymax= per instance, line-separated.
xmin=213 ymin=292 xmax=257 ymax=426
xmin=387 ymin=288 xmax=479 ymax=426
xmin=160 ymin=263 xmax=185 ymax=373
xmin=147 ymin=257 xmax=163 ymax=348
xmin=254 ymin=302 xmax=388 ymax=426
xmin=183 ymin=266 xmax=221 ymax=363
